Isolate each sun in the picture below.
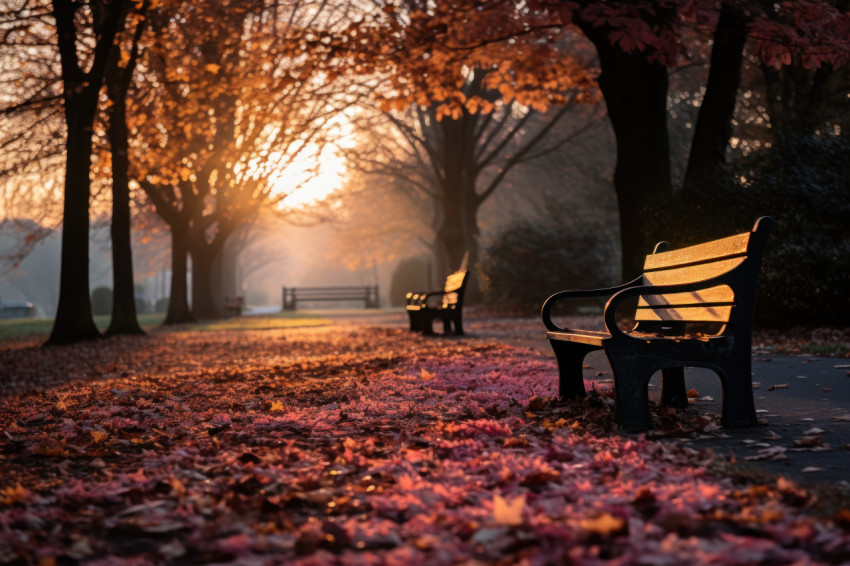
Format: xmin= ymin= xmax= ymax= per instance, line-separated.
xmin=269 ymin=145 xmax=347 ymax=208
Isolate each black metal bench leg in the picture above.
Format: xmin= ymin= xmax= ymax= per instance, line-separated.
xmin=548 ymin=340 xmax=596 ymax=400
xmin=718 ymin=356 xmax=758 ymax=428
xmin=661 ymin=366 xmax=688 ymax=409
xmin=421 ymin=315 xmax=435 ymax=335
xmin=407 ymin=311 xmax=420 ymax=332
xmin=453 ymin=313 xmax=463 ymax=335
xmin=607 ymin=355 xmax=654 ymax=432
xmin=442 ymin=317 xmax=452 ymax=335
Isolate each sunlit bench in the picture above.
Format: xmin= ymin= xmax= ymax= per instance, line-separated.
xmin=406 ymin=270 xmax=469 ymax=335
xmin=541 ymin=217 xmax=774 ymax=432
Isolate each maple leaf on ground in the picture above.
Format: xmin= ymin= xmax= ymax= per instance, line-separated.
xmin=493 ymin=493 xmax=525 ymax=526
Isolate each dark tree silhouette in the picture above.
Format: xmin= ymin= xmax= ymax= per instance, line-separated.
xmin=47 ymin=0 xmax=132 ymax=345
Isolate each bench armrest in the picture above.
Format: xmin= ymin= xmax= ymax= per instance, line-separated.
xmin=541 ymin=276 xmax=643 ymax=331
xmin=603 ymin=272 xmax=734 ymax=340
xmin=406 ymin=289 xmax=447 ymax=307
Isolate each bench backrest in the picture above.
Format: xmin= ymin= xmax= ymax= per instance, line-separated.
xmin=635 ymin=217 xmax=773 ymax=327
xmin=442 ymin=270 xmax=469 ymax=308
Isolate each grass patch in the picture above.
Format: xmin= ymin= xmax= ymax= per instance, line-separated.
xmin=0 ymin=318 xmax=55 ymax=341
xmin=182 ymin=313 xmax=331 ymax=332
xmin=0 ymin=312 xmax=330 ymax=341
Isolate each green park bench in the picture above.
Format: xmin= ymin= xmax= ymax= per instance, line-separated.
xmin=541 ymin=217 xmax=774 ymax=432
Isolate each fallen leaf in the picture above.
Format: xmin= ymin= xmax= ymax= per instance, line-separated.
xmin=579 ymin=512 xmax=626 ymax=536
xmin=493 ymin=494 xmax=525 ymax=526
xmin=421 ymin=368 xmax=435 ymax=380
xmin=90 ymin=430 xmax=109 ymax=444
xmin=801 ymin=467 xmax=824 ymax=473
xmin=792 ymin=436 xmax=824 ymax=448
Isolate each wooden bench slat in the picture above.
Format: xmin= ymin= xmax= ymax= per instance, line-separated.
xmin=546 ymin=330 xmax=607 ymax=347
xmin=444 ymin=274 xmax=466 ymax=292
xmin=635 ymin=305 xmax=733 ymax=323
xmin=642 ymin=257 xmax=745 ymax=286
xmin=637 ymin=285 xmax=734 ymax=307
xmin=643 ymin=232 xmax=750 ymax=271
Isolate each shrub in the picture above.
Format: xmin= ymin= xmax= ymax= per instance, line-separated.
xmin=155 ymin=297 xmax=170 ymax=313
xmin=91 ymin=286 xmax=113 ymax=316
xmin=478 ymin=212 xmax=619 ymax=313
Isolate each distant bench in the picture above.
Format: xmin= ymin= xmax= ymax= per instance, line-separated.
xmin=223 ymin=296 xmax=244 ymax=317
xmin=282 ymin=286 xmax=379 ymax=311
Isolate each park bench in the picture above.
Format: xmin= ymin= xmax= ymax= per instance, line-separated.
xmin=223 ymin=296 xmax=244 ymax=317
xmin=541 ymin=217 xmax=774 ymax=432
xmin=406 ymin=270 xmax=469 ymax=335
xmin=282 ymin=285 xmax=379 ymax=311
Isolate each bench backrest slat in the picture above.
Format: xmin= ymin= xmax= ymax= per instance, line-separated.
xmin=642 ymin=257 xmax=746 ymax=286
xmin=643 ymin=232 xmax=750 ymax=271
xmin=637 ymin=285 xmax=734 ymax=307
xmin=634 ymin=220 xmax=771 ymax=325
xmin=442 ymin=271 xmax=469 ymax=307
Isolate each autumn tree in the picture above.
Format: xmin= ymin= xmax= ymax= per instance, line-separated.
xmin=337 ymin=3 xmax=597 ymax=283
xmin=103 ymin=0 xmax=149 ymax=336
xmin=342 ymin=88 xmax=599 ymax=285
xmin=133 ymin=0 xmax=357 ymax=320
xmin=47 ymin=0 xmax=132 ymax=343
xmin=1 ymin=0 xmax=133 ymax=343
xmin=358 ymin=0 xmax=850 ymax=279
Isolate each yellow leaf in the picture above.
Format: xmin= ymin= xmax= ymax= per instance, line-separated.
xmin=269 ymin=400 xmax=285 ymax=412
xmin=91 ymin=430 xmax=109 ymax=444
xmin=1 ymin=483 xmax=30 ymax=505
xmin=579 ymin=512 xmax=625 ymax=535
xmin=421 ymin=368 xmax=435 ymax=380
xmin=493 ymin=494 xmax=525 ymax=526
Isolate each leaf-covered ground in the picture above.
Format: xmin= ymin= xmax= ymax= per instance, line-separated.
xmin=1 ymin=325 xmax=849 ymax=565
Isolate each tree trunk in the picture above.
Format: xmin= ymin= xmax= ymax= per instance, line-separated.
xmin=434 ymin=113 xmax=480 ymax=281
xmin=191 ymin=248 xmax=224 ymax=319
xmin=164 ymin=228 xmax=194 ymax=324
xmin=580 ymin=24 xmax=674 ymax=280
xmin=105 ymin=95 xmax=144 ymax=336
xmin=47 ymin=95 xmax=102 ymax=345
xmin=217 ymin=237 xmax=240 ymax=301
xmin=684 ymin=2 xmax=750 ymax=191
xmin=46 ymin=0 xmax=130 ymax=345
